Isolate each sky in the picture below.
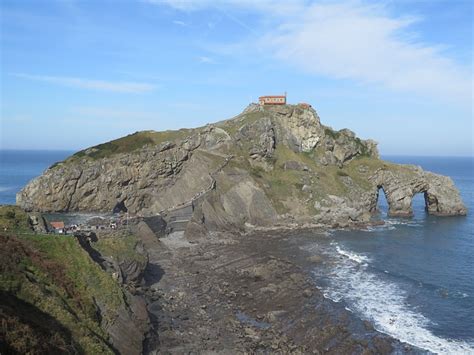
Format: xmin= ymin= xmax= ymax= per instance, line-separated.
xmin=0 ymin=0 xmax=472 ymax=156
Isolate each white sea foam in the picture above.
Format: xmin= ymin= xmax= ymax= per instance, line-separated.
xmin=365 ymin=224 xmax=396 ymax=232
xmin=363 ymin=219 xmax=422 ymax=232
xmin=386 ymin=219 xmax=422 ymax=228
xmin=335 ymin=245 xmax=370 ymax=264
xmin=316 ymin=245 xmax=474 ymax=354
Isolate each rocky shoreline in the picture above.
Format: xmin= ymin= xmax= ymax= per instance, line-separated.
xmin=127 ymin=225 xmax=427 ymax=354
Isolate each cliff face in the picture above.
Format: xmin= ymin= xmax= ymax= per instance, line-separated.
xmin=17 ymin=104 xmax=467 ymax=229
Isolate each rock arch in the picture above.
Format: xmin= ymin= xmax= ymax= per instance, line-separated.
xmin=371 ymin=167 xmax=467 ymax=217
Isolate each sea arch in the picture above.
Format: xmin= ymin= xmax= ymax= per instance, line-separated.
xmin=370 ymin=169 xmax=466 ymax=217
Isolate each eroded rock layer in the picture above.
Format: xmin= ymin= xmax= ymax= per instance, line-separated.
xmin=17 ymin=103 xmax=466 ymax=229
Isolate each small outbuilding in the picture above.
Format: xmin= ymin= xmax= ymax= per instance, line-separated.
xmin=50 ymin=221 xmax=65 ymax=234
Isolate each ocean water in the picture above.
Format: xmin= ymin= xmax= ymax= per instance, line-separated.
xmin=1 ymin=150 xmax=473 ymax=353
xmin=0 ymin=150 xmax=73 ymax=205
xmin=310 ymin=156 xmax=474 ymax=353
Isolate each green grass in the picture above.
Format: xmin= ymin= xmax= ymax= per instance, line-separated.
xmin=95 ymin=232 xmax=146 ymax=264
xmin=27 ymin=234 xmax=125 ymax=310
xmin=324 ymin=127 xmax=341 ymax=140
xmin=0 ymin=205 xmax=31 ymax=232
xmin=59 ymin=128 xmax=194 ymax=164
xmin=245 ymin=144 xmax=385 ymax=214
xmin=1 ymin=235 xmax=119 ymax=353
xmin=354 ymin=137 xmax=371 ymax=157
xmin=0 ymin=206 xmax=125 ymax=354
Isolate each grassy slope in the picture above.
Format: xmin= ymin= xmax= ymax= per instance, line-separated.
xmin=223 ymin=133 xmax=386 ymax=215
xmin=94 ymin=231 xmax=146 ymax=264
xmin=55 ymin=128 xmax=193 ymax=165
xmin=0 ymin=206 xmax=129 ymax=354
xmin=214 ymin=109 xmax=387 ymax=215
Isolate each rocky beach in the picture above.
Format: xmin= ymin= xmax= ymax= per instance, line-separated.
xmin=135 ymin=225 xmax=427 ymax=354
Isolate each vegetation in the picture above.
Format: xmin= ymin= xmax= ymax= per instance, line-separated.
xmin=0 ymin=205 xmax=31 ymax=232
xmin=323 ymin=127 xmax=340 ymax=140
xmin=226 ymin=138 xmax=385 ymax=215
xmin=355 ymin=137 xmax=371 ymax=157
xmin=0 ymin=206 xmax=125 ymax=354
xmin=95 ymin=231 xmax=146 ymax=264
xmin=58 ymin=128 xmax=194 ymax=164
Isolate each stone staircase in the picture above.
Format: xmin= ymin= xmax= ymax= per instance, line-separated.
xmin=165 ymin=204 xmax=194 ymax=234
xmin=158 ymin=154 xmax=233 ymax=236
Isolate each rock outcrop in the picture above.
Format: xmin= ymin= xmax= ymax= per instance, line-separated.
xmin=17 ymin=103 xmax=467 ymax=231
xmin=28 ymin=212 xmax=49 ymax=233
xmin=74 ymin=231 xmax=150 ymax=355
xmin=371 ymin=165 xmax=467 ymax=217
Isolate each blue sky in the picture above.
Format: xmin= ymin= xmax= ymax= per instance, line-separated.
xmin=1 ymin=0 xmax=472 ymax=155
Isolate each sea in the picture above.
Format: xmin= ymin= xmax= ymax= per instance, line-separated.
xmin=308 ymin=156 xmax=474 ymax=354
xmin=1 ymin=150 xmax=473 ymax=353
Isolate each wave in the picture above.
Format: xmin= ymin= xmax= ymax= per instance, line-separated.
xmin=364 ymin=224 xmax=396 ymax=232
xmin=385 ymin=219 xmax=423 ymax=227
xmin=355 ymin=218 xmax=424 ymax=233
xmin=334 ymin=244 xmax=370 ymax=264
xmin=314 ymin=244 xmax=474 ymax=354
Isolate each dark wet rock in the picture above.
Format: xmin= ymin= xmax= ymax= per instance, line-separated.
xmin=100 ymin=292 xmax=149 ymax=355
xmin=113 ymin=200 xmax=128 ymax=213
xmin=143 ymin=215 xmax=167 ymax=237
xmin=118 ymin=258 xmax=148 ymax=285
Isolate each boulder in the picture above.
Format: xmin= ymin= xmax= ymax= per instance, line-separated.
xmin=283 ymin=160 xmax=308 ymax=171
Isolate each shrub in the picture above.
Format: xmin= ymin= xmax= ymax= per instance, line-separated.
xmin=250 ymin=166 xmax=265 ymax=178
xmin=5 ymin=211 xmax=15 ymax=219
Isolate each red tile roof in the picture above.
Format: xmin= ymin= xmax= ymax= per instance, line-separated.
xmin=50 ymin=221 xmax=65 ymax=229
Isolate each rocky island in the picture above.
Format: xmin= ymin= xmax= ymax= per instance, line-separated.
xmin=18 ymin=103 xmax=466 ymax=227
xmin=3 ymin=103 xmax=467 ymax=354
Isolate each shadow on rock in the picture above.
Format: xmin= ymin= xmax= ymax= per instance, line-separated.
xmin=144 ymin=262 xmax=165 ymax=286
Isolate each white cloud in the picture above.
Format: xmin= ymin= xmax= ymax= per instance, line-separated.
xmin=11 ymin=73 xmax=157 ymax=93
xmin=172 ymin=20 xmax=188 ymax=26
xmin=153 ymin=0 xmax=305 ymax=14
xmin=157 ymin=0 xmax=471 ymax=105
xmin=197 ymin=56 xmax=216 ymax=64
xmin=144 ymin=0 xmax=208 ymax=11
xmin=262 ymin=2 xmax=471 ymax=104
